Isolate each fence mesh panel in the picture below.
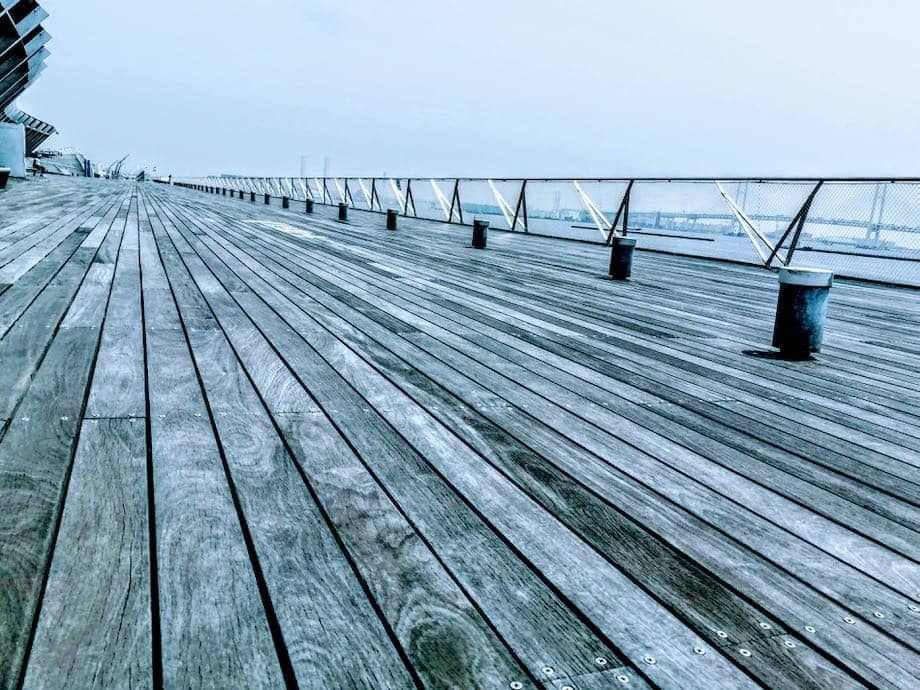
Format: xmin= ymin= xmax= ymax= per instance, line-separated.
xmin=178 ymin=176 xmax=920 ymax=286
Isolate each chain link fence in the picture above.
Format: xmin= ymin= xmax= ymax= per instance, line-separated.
xmin=171 ymin=176 xmax=920 ymax=287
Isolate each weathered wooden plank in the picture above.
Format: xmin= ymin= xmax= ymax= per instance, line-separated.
xmin=140 ymin=216 xmax=285 ymax=686
xmin=84 ymin=208 xmax=144 ymax=419
xmin=0 ymin=327 xmax=103 ymax=690
xmin=0 ymin=230 xmax=90 ymax=339
xmin=178 ymin=195 xmax=920 ymax=688
xmin=139 ymin=182 xmax=920 ymax=687
xmin=22 ymin=418 xmax=152 ymax=690
xmin=244 ymin=200 xmax=920 ymax=432
xmin=151 ymin=200 xmax=543 ymax=688
xmin=147 ymin=205 xmax=416 ymax=687
xmin=162 ymin=206 xmax=756 ymax=689
xmin=0 ymin=198 xmax=122 ymax=419
xmin=214 ymin=220 xmax=920 ymax=602
xmin=305 ymin=252 xmax=920 ymax=537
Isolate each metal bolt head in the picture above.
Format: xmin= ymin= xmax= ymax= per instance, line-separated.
xmin=758 ymin=622 xmax=772 ymax=630
xmin=616 ymin=675 xmax=630 ymax=684
xmin=510 ymin=682 xmax=523 ymax=690
xmin=804 ymin=625 xmax=816 ymax=633
xmin=561 ymin=686 xmax=575 ymax=690
xmin=843 ymin=616 xmax=856 ymax=625
xmin=643 ymin=655 xmax=656 ymax=665
xmin=595 ymin=657 xmax=608 ymax=666
xmin=784 ymin=640 xmax=797 ymax=648
xmin=873 ymin=611 xmax=885 ymax=619
xmin=909 ymin=604 xmax=920 ymax=613
xmin=693 ymin=646 xmax=706 ymax=655
xmin=542 ymin=667 xmax=554 ymax=676
xmin=716 ymin=630 xmax=728 ymax=639
xmin=739 ymin=648 xmax=752 ymax=657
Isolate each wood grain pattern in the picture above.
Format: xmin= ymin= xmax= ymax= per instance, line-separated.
xmin=2 ymin=177 xmax=918 ymax=689
xmin=140 ymin=220 xmax=285 ymax=687
xmin=22 ymin=418 xmax=152 ymax=690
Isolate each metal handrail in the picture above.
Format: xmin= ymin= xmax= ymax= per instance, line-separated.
xmin=171 ymin=176 xmax=920 ymax=284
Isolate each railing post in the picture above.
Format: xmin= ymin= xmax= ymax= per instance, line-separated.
xmin=511 ymin=180 xmax=527 ymax=233
xmin=605 ymin=180 xmax=634 ymax=245
xmin=765 ymin=181 xmax=824 ymax=268
xmin=450 ymin=179 xmax=462 ymax=224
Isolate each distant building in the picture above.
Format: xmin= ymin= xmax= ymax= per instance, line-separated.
xmin=0 ymin=0 xmax=55 ymax=175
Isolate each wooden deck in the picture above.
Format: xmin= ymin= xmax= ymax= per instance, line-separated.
xmin=1 ymin=176 xmax=918 ymax=689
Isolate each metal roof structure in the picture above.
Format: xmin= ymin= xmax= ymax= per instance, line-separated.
xmin=0 ymin=0 xmax=54 ymax=153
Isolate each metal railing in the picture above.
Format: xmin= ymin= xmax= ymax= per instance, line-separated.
xmin=172 ymin=176 xmax=920 ymax=286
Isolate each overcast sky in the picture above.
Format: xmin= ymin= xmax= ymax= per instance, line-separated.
xmin=18 ymin=0 xmax=920 ymax=178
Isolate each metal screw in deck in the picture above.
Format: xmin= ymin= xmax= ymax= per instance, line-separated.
xmin=338 ymin=202 xmax=348 ymax=221
xmin=386 ymin=208 xmax=398 ymax=230
xmin=472 ymin=219 xmax=488 ymax=249
xmin=772 ymin=267 xmax=833 ymax=360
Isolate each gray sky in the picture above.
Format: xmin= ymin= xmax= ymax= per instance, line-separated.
xmin=18 ymin=0 xmax=920 ymax=178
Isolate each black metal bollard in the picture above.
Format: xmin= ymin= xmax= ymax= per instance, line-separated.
xmin=338 ymin=203 xmax=348 ymax=221
xmin=250 ymin=191 xmax=256 ymax=202
xmin=386 ymin=209 xmax=398 ymax=230
xmin=772 ymin=268 xmax=833 ymax=359
xmin=0 ymin=167 xmax=9 ymax=190
xmin=222 ymin=188 xmax=227 ymax=196
xmin=282 ymin=196 xmax=290 ymax=209
xmin=472 ymin=219 xmax=489 ymax=249
xmin=608 ymin=236 xmax=637 ymax=279
xmin=264 ymin=193 xmax=270 ymax=204
xmin=305 ymin=199 xmax=314 ymax=214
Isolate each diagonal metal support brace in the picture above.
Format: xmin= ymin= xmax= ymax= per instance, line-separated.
xmin=605 ymin=180 xmax=634 ymax=245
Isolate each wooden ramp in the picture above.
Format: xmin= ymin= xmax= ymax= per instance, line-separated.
xmin=1 ymin=177 xmax=918 ymax=689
